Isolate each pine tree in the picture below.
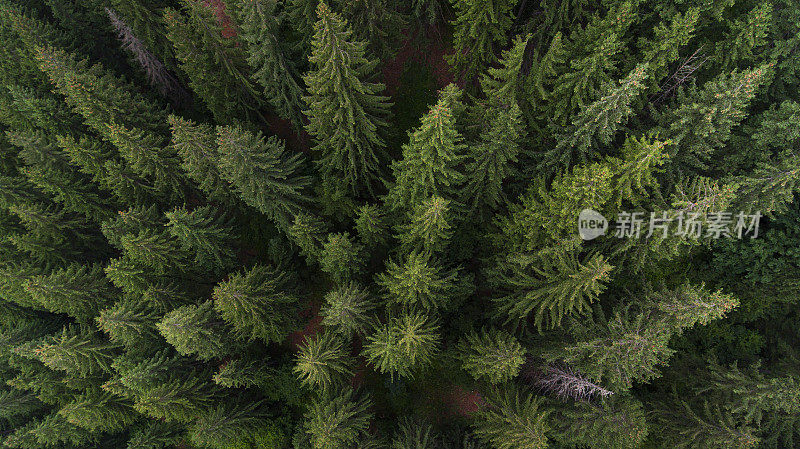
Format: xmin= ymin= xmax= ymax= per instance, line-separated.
xmin=189 ymin=399 xmax=277 ymax=449
xmin=362 ymin=312 xmax=439 ymax=378
xmin=386 ymin=84 xmax=467 ymax=212
xmin=491 ymin=249 xmax=613 ymax=331
xmin=651 ymin=399 xmax=760 ymax=449
xmin=165 ymin=205 xmax=236 ymax=272
xmin=58 ymin=387 xmax=137 ymax=433
xmin=377 ymin=250 xmax=471 ymax=311
xmin=23 ymin=263 xmax=114 ymax=321
xmin=320 ymin=282 xmax=377 ymax=338
xmin=543 ymin=305 xmax=686 ymax=390
xmin=157 ymin=300 xmax=233 ymax=360
xmin=456 ymin=328 xmax=526 ymax=383
xmin=396 ymin=196 xmax=453 ymax=255
xmin=339 ymin=0 xmax=405 ymax=60
xmin=168 ymin=115 xmax=236 ymax=205
xmin=471 ymin=386 xmax=550 ymax=449
xmin=236 ymin=0 xmax=305 ymax=127
xmin=501 ymin=163 xmax=614 ymax=247
xmin=163 ymin=0 xmax=263 ymax=123
xmin=391 ymin=417 xmax=442 ymax=449
xmin=303 ymin=387 xmax=374 ymax=449
xmin=288 ymin=211 xmax=328 ymax=259
xmin=95 ymin=296 xmax=160 ymax=348
xmin=27 ymin=326 xmax=118 ymax=376
xmin=606 ymin=134 xmax=669 ymax=208
xmin=319 ymin=232 xmax=364 ymax=283
xmin=303 ymin=2 xmax=391 ymax=196
xmin=212 ymin=264 xmax=298 ymax=343
xmin=462 ymin=103 xmax=524 ymax=217
xmin=354 ymin=203 xmax=389 ymax=248
xmin=447 ymin=0 xmax=516 ymax=83
xmin=658 ymin=63 xmax=774 ymax=177
xmin=713 ymin=3 xmax=772 ymax=71
xmin=697 ymin=362 xmax=800 ymax=425
xmin=543 ymin=0 xmax=638 ymax=125
xmin=548 ymin=395 xmax=649 ymax=449
xmin=294 ymin=331 xmax=354 ymax=393
xmin=545 ymin=63 xmax=649 ymax=171
xmin=215 ymin=124 xmax=312 ymax=230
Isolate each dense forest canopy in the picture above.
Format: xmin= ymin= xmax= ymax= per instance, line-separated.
xmin=0 ymin=0 xmax=799 ymax=448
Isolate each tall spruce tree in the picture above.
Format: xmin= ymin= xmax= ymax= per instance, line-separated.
xmin=303 ymin=2 xmax=391 ymax=198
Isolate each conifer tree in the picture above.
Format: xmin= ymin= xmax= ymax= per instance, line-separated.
xmin=24 ymin=263 xmax=114 ymax=321
xmin=545 ymin=63 xmax=649 ymax=171
xmin=377 ymin=250 xmax=471 ymax=311
xmin=447 ymin=0 xmax=516 ymax=83
xmin=658 ymin=63 xmax=774 ymax=177
xmin=168 ymin=115 xmax=236 ymax=206
xmin=651 ymin=399 xmax=760 ymax=449
xmin=212 ymin=264 xmax=298 ymax=343
xmin=396 ymin=196 xmax=453 ymax=255
xmin=236 ymin=0 xmax=305 ymax=127
xmin=491 ymin=248 xmax=613 ymax=331
xmin=165 ymin=205 xmax=236 ymax=272
xmin=363 ymin=312 xmax=440 ymax=378
xmin=548 ymin=395 xmax=649 ymax=449
xmin=215 ymin=124 xmax=312 ymax=230
xmin=163 ymin=0 xmax=263 ymax=123
xmin=58 ymin=387 xmax=137 ymax=433
xmin=456 ymin=328 xmax=526 ymax=384
xmin=471 ymin=386 xmax=550 ymax=449
xmin=320 ymin=282 xmax=377 ymax=338
xmin=319 ymin=232 xmax=364 ymax=283
xmin=189 ymin=399 xmax=278 ymax=449
xmin=294 ymin=331 xmax=354 ymax=393
xmin=96 ymin=296 xmax=160 ymax=348
xmin=28 ymin=326 xmax=118 ymax=376
xmin=386 ymin=84 xmax=467 ymax=212
xmin=462 ymin=103 xmax=524 ymax=217
xmin=157 ymin=300 xmax=233 ymax=361
xmin=303 ymin=387 xmax=374 ymax=449
xmin=354 ymin=203 xmax=389 ymax=248
xmin=391 ymin=417 xmax=442 ymax=449
xmin=303 ymin=2 xmax=391 ymax=197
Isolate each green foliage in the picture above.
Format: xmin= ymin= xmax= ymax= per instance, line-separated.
xmin=319 ymin=232 xmax=363 ymax=283
xmin=320 ymin=282 xmax=377 ymax=338
xmin=303 ymin=387 xmax=374 ymax=449
xmin=377 ymin=250 xmax=472 ymax=311
xmin=491 ymin=249 xmax=613 ymax=330
xmin=236 ymin=0 xmax=305 ymax=127
xmin=294 ymin=331 xmax=354 ymax=393
xmin=471 ymin=386 xmax=549 ymax=449
xmin=456 ymin=328 xmax=526 ymax=383
xmin=303 ymin=1 xmax=391 ymax=197
xmin=363 ymin=312 xmax=440 ymax=378
xmin=386 ymin=84 xmax=467 ymax=212
xmin=215 ymin=124 xmax=312 ymax=230
xmin=447 ymin=0 xmax=516 ymax=83
xmin=212 ymin=264 xmax=298 ymax=343
xmin=157 ymin=300 xmax=232 ymax=360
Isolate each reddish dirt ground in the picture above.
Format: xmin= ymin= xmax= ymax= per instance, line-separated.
xmin=288 ymin=302 xmax=323 ymax=349
xmin=444 ymin=385 xmax=486 ymax=417
xmin=382 ymin=26 xmax=459 ymax=96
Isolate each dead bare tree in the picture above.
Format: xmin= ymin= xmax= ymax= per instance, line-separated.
xmin=105 ymin=8 xmax=189 ymax=104
xmin=525 ymin=361 xmax=614 ymax=402
xmin=650 ymin=45 xmax=709 ymax=105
